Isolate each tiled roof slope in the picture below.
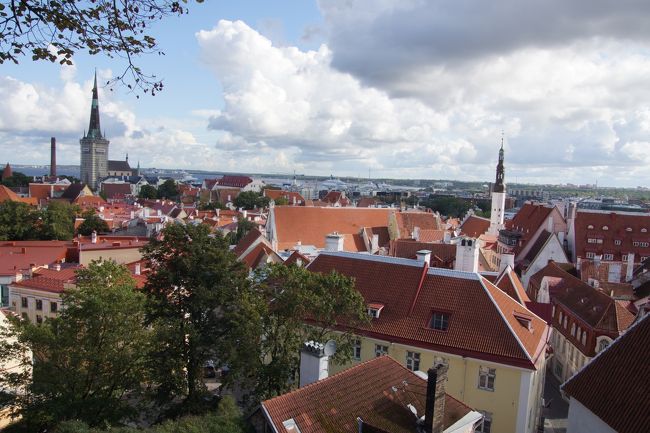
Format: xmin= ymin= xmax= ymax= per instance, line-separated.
xmin=522 ymin=230 xmax=553 ymax=264
xmin=307 ymin=252 xmax=547 ymax=368
xmin=459 ymin=215 xmax=490 ymax=238
xmin=217 ymin=175 xmax=253 ymax=188
xmin=102 ymin=183 xmax=132 ymax=199
xmin=272 ymin=207 xmax=392 ymax=251
xmin=265 ymin=189 xmax=305 ymax=205
xmin=0 ymin=241 xmax=70 ymax=276
xmin=562 ymin=314 xmax=650 ymax=433
xmin=232 ymin=228 xmax=263 ymax=257
xmin=389 ymin=239 xmax=456 ymax=268
xmin=574 ymin=209 xmax=650 ymax=262
xmin=393 ymin=211 xmax=442 ymax=239
xmin=495 ymin=267 xmax=531 ymax=305
xmin=107 ymin=160 xmax=131 ymax=172
xmin=12 ymin=266 xmax=80 ymax=293
xmin=362 ymin=226 xmax=390 ymax=249
xmin=262 ymin=356 xmax=473 ymax=433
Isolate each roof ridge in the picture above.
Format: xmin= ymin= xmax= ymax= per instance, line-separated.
xmin=479 ymin=277 xmax=534 ymax=364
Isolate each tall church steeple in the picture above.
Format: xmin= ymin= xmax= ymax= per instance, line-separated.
xmin=493 ymin=135 xmax=505 ymax=192
xmin=86 ymin=71 xmax=103 ymax=139
xmin=488 ymin=134 xmax=507 ymax=236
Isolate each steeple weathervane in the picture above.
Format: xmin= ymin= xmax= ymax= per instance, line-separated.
xmin=87 ymin=70 xmax=102 ymax=139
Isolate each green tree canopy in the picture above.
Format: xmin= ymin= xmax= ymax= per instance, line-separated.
xmin=225 ymin=263 xmax=368 ymax=402
xmin=138 ymin=184 xmax=158 ymax=200
xmin=142 ymin=223 xmax=249 ymax=412
xmin=0 ymin=261 xmax=150 ymax=431
xmin=0 ymin=0 xmax=204 ymax=94
xmin=0 ymin=200 xmax=37 ymax=240
xmin=77 ymin=209 xmax=110 ymax=236
xmin=156 ymin=179 xmax=178 ymax=200
xmin=0 ymin=171 xmax=31 ymax=187
xmin=233 ymin=191 xmax=269 ymax=210
xmin=37 ymin=201 xmax=77 ymax=240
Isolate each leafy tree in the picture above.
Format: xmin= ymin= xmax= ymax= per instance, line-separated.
xmin=225 ymin=264 xmax=368 ymax=402
xmin=198 ymin=200 xmax=224 ymax=211
xmin=142 ymin=223 xmax=249 ymax=411
xmin=0 ymin=200 xmax=37 ymax=240
xmin=0 ymin=0 xmax=204 ymax=94
xmin=421 ymin=196 xmax=472 ymax=218
xmin=138 ymin=184 xmax=158 ymax=199
xmin=51 ymin=396 xmax=246 ymax=433
xmin=226 ymin=218 xmax=256 ymax=245
xmin=273 ymin=196 xmax=289 ymax=206
xmin=77 ymin=209 xmax=110 ymax=236
xmin=38 ymin=201 xmax=76 ymax=240
xmin=233 ymin=191 xmax=268 ymax=210
xmin=0 ymin=261 xmax=150 ymax=431
xmin=0 ymin=171 xmax=31 ymax=187
xmin=156 ymin=179 xmax=178 ymax=200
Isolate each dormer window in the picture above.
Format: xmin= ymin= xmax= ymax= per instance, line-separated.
xmin=587 ymin=224 xmax=594 ymax=229
xmin=642 ymin=228 xmax=648 ymax=233
xmin=429 ymin=312 xmax=450 ymax=331
xmin=514 ymin=312 xmax=533 ymax=331
xmin=367 ymin=303 xmax=384 ymax=319
xmin=626 ymin=227 xmax=633 ymax=232
xmin=602 ymin=225 xmax=608 ymax=230
xmin=615 ymin=240 xmax=622 ymax=246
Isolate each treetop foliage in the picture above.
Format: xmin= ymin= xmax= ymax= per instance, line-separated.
xmin=0 ymin=0 xmax=203 ymax=95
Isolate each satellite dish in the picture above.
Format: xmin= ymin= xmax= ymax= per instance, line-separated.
xmin=324 ymin=340 xmax=337 ymax=356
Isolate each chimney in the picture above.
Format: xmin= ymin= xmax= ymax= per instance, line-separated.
xmin=412 ymin=226 xmax=421 ymax=241
xmin=50 ymin=137 xmax=56 ymax=177
xmin=416 ymin=249 xmax=432 ymax=264
xmin=292 ymin=195 xmax=297 ymax=205
xmin=242 ymin=210 xmax=248 ymax=219
xmin=134 ymin=262 xmax=141 ymax=275
xmin=424 ymin=363 xmax=448 ymax=433
xmin=626 ymin=252 xmax=635 ymax=282
xmin=371 ymin=234 xmax=379 ymax=253
xmin=91 ymin=230 xmax=98 ymax=244
xmin=443 ymin=231 xmax=452 ymax=244
xmin=53 ymin=263 xmax=61 ymax=271
xmin=454 ymin=238 xmax=479 ymax=273
xmin=499 ymin=253 xmax=515 ymax=273
xmin=299 ymin=341 xmax=330 ymax=387
xmin=325 ymin=232 xmax=345 ymax=252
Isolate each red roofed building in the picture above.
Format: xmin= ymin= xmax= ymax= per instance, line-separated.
xmin=321 ymin=190 xmax=351 ymax=207
xmin=307 ymin=252 xmax=549 ymax=433
xmin=261 ymin=356 xmax=482 ymax=433
xmin=101 ymin=182 xmax=133 ymax=200
xmin=388 ymin=210 xmax=442 ymax=240
xmin=28 ymin=182 xmax=68 ymax=200
xmin=389 ymin=239 xmax=456 ymax=269
xmin=265 ymin=189 xmax=306 ymax=206
xmin=0 ymin=185 xmax=38 ymax=206
xmin=568 ymin=208 xmax=650 ymax=283
xmin=562 ymin=314 xmax=650 ymax=433
xmin=266 ymin=207 xmax=392 ymax=252
xmin=459 ymin=214 xmax=490 ymax=238
xmin=231 ymin=228 xmax=282 ymax=271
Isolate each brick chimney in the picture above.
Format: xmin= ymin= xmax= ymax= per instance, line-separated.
xmin=423 ymin=363 xmax=448 ymax=433
xmin=50 ymin=137 xmax=57 ymax=178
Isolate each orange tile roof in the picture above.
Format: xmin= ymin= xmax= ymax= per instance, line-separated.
xmin=284 ymin=250 xmax=311 ymax=266
xmin=307 ymin=252 xmax=548 ymax=369
xmin=418 ymin=229 xmax=446 ymax=242
xmin=12 ymin=266 xmax=80 ymax=293
xmin=262 ymin=356 xmax=473 ymax=433
xmin=0 ymin=185 xmax=37 ymax=205
xmin=232 ymin=228 xmax=264 ymax=257
xmin=0 ymin=241 xmax=70 ymax=276
xmin=393 ymin=211 xmax=442 ymax=239
xmin=28 ymin=183 xmax=67 ymax=200
xmin=459 ymin=215 xmax=490 ymax=238
xmin=495 ymin=267 xmax=531 ymax=305
xmin=562 ymin=315 xmax=650 ymax=433
xmin=508 ymin=203 xmax=555 ymax=253
xmin=271 ymin=207 xmax=392 ymax=251
xmin=389 ymin=239 xmax=456 ymax=268
xmin=265 ymin=189 xmax=305 ymax=205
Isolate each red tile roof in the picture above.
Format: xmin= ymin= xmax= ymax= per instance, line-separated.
xmin=507 ymin=204 xmax=555 ymax=253
xmin=262 ymin=356 xmax=473 ymax=433
xmin=216 ymin=188 xmax=240 ymax=205
xmin=495 ymin=267 xmax=531 ymax=305
xmin=284 ymin=250 xmax=311 ymax=266
xmin=271 ymin=207 xmax=392 ymax=251
xmin=362 ymin=226 xmax=390 ymax=249
xmin=28 ymin=183 xmax=67 ymax=200
xmin=322 ymin=191 xmax=350 ymax=206
xmin=265 ymin=189 xmax=305 ymax=205
xmin=240 ymin=242 xmax=280 ymax=270
xmin=389 ymin=239 xmax=456 ymax=269
xmin=217 ymin=175 xmax=253 ymax=188
xmin=393 ymin=211 xmax=442 ymax=239
xmin=574 ymin=209 xmax=650 ymax=262
xmin=0 ymin=185 xmax=37 ymax=205
xmin=12 ymin=266 xmax=80 ymax=293
xmin=0 ymin=241 xmax=70 ymax=276
xmin=356 ymin=197 xmax=382 ymax=208
xmin=101 ymin=183 xmax=132 ymax=199
xmin=307 ymin=252 xmax=548 ymax=369
xmin=459 ymin=215 xmax=490 ymax=238
xmin=562 ymin=315 xmax=650 ymax=433
xmin=232 ymin=228 xmax=264 ymax=257
xmin=418 ymin=229 xmax=447 ymax=243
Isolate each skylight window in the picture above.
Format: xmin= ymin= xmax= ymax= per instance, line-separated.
xmin=429 ymin=312 xmax=450 ymax=331
xmin=367 ymin=303 xmax=384 ymax=319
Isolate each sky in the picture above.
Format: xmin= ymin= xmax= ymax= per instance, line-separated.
xmin=2 ymin=0 xmax=650 ymax=187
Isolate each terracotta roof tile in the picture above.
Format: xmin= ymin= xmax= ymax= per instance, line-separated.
xmin=307 ymin=252 xmax=547 ymax=368
xmin=284 ymin=250 xmax=311 ymax=266
xmin=393 ymin=211 xmax=442 ymax=239
xmin=362 ymin=226 xmax=390 ymax=250
xmin=522 ymin=230 xmax=553 ymax=264
xmin=459 ymin=215 xmax=490 ymax=238
xmin=389 ymin=239 xmax=456 ymax=268
xmin=12 ymin=266 xmax=80 ymax=293
xmin=217 ymin=175 xmax=253 ymax=188
xmin=265 ymin=189 xmax=305 ymax=205
xmin=232 ymin=228 xmax=264 ymax=257
xmin=101 ymin=183 xmax=132 ymax=199
xmin=495 ymin=268 xmax=531 ymax=305
xmin=562 ymin=315 xmax=650 ymax=433
xmin=271 ymin=207 xmax=392 ymax=251
xmin=262 ymin=356 xmax=473 ymax=433
xmin=0 ymin=241 xmax=70 ymax=276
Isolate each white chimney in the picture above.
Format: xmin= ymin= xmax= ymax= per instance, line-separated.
xmin=216 ymin=208 xmax=220 ymax=217
xmin=91 ymin=231 xmax=97 ymax=244
xmin=242 ymin=210 xmax=248 ymax=219
xmin=626 ymin=252 xmax=635 ymax=282
xmin=134 ymin=262 xmax=141 ymax=276
xmin=371 ymin=234 xmax=379 ymax=253
xmin=299 ymin=341 xmax=330 ymax=387
xmin=416 ymin=249 xmax=432 ymax=264
xmin=157 ymin=209 xmax=162 ymax=216
xmin=499 ymin=253 xmax=515 ymax=273
xmin=130 ymin=210 xmax=135 ymax=219
xmin=325 ymin=232 xmax=345 ymax=252
xmin=443 ymin=231 xmax=452 ymax=244
xmin=412 ymin=226 xmax=421 ymax=241
xmin=454 ymin=238 xmax=479 ymax=273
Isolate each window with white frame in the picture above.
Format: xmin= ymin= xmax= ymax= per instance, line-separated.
xmin=474 ymin=411 xmax=492 ymax=433
xmin=352 ymin=339 xmax=362 ymax=360
xmin=563 ymin=316 xmax=568 ymax=328
xmin=622 ymin=254 xmax=629 ymax=261
xmin=633 ymin=241 xmax=640 ymax=247
xmin=603 ymin=253 xmax=614 ymax=260
xmin=581 ymin=330 xmax=586 ymax=346
xmin=429 ymin=312 xmax=450 ymax=331
xmin=615 ymin=240 xmax=622 ymax=246
xmin=478 ymin=367 xmax=496 ymax=391
xmin=375 ymin=344 xmax=388 ymax=357
xmin=586 ymin=252 xmax=595 ymax=259
xmin=406 ymin=351 xmax=421 ymax=371
xmin=21 ymin=297 xmax=27 ymax=308
xmin=570 ymin=323 xmax=576 ymax=337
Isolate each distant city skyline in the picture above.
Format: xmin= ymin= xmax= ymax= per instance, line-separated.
xmin=2 ymin=1 xmax=650 ymax=187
